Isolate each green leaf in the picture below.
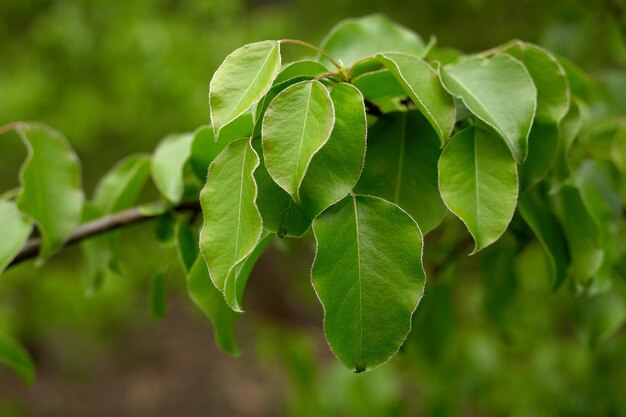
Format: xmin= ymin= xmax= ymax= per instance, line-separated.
xmin=190 ymin=114 xmax=255 ymax=180
xmin=611 ymin=123 xmax=626 ymax=173
xmin=501 ymin=42 xmax=570 ymax=124
xmin=551 ymin=184 xmax=604 ymax=285
xmin=320 ymin=15 xmax=426 ymax=67
xmin=223 ymin=231 xmax=272 ymax=312
xmin=351 ymin=69 xmax=406 ymax=101
xmin=274 ymin=60 xmax=329 ymax=84
xmin=520 ymin=123 xmax=560 ymax=191
xmin=81 ymin=202 xmax=115 ymax=295
xmin=200 ymin=138 xmax=262 ymax=297
xmin=255 ymin=83 xmax=366 ymax=237
xmin=93 ymin=154 xmax=151 ymax=213
xmin=152 ymin=133 xmax=194 ymax=203
xmin=176 ymin=220 xmax=198 ymax=273
xmin=518 ymin=189 xmax=569 ymax=289
xmin=0 ymin=201 xmax=32 ymax=272
xmin=574 ymin=291 xmax=626 ymax=348
xmin=376 ymin=53 xmax=456 ymax=144
xmin=187 ymin=256 xmax=240 ymax=355
xmin=356 ymin=111 xmax=446 ymax=234
xmin=440 ymin=54 xmax=536 ymax=162
xmin=16 ymin=124 xmax=84 ymax=262
xmin=0 ymin=331 xmax=35 ymax=385
xmin=438 ymin=124 xmax=518 ymax=253
xmin=261 ymin=80 xmax=334 ymax=203
xmin=209 ymin=40 xmax=281 ymax=136
xmin=312 ymin=195 xmax=425 ymax=372
xmin=149 ymin=272 xmax=167 ymax=320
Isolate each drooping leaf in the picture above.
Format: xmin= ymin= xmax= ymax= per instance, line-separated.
xmin=0 ymin=331 xmax=35 ymax=385
xmin=149 ymin=271 xmax=167 ymax=320
xmin=255 ymin=83 xmax=366 ymax=237
xmin=520 ymin=123 xmax=560 ymax=191
xmin=261 ymin=80 xmax=334 ymax=203
xmin=93 ymin=153 xmax=151 ymax=213
xmin=16 ymin=123 xmax=84 ymax=262
xmin=518 ymin=189 xmax=569 ymax=289
xmin=551 ymin=184 xmax=604 ymax=285
xmin=356 ymin=111 xmax=446 ymax=234
xmin=376 ymin=53 xmax=456 ymax=144
xmin=320 ymin=15 xmax=426 ymax=67
xmin=200 ymin=139 xmax=262 ymax=295
xmin=81 ymin=202 xmax=115 ymax=295
xmin=574 ymin=291 xmax=626 ymax=348
xmin=187 ymin=256 xmax=240 ymax=355
xmin=176 ymin=220 xmax=198 ymax=273
xmin=223 ymin=231 xmax=272 ymax=312
xmin=440 ymin=54 xmax=536 ymax=162
xmin=438 ymin=124 xmax=518 ymax=253
xmin=351 ymin=69 xmax=406 ymax=101
xmin=501 ymin=41 xmax=570 ymax=124
xmin=0 ymin=201 xmax=32 ymax=272
xmin=190 ymin=114 xmax=254 ymax=180
xmin=274 ymin=60 xmax=329 ymax=84
xmin=209 ymin=40 xmax=281 ymax=136
xmin=312 ymin=194 xmax=425 ymax=372
xmin=152 ymin=132 xmax=194 ymax=203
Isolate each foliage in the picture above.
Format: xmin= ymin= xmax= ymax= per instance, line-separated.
xmin=1 ymin=13 xmax=626 ymax=396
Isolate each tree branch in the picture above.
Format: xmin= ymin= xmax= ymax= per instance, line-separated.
xmin=7 ymin=200 xmax=200 ymax=270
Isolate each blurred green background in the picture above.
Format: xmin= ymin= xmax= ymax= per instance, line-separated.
xmin=1 ymin=0 xmax=626 ymax=415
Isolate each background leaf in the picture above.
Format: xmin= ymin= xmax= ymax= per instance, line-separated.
xmin=320 ymin=15 xmax=426 ymax=67
xmin=356 ymin=111 xmax=446 ymax=234
xmin=93 ymin=153 xmax=151 ymax=213
xmin=0 ymin=331 xmax=35 ymax=386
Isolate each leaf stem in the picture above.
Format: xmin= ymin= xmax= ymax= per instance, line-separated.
xmin=279 ymin=39 xmax=344 ymax=72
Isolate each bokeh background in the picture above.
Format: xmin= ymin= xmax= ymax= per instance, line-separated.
xmin=1 ymin=0 xmax=626 ymax=415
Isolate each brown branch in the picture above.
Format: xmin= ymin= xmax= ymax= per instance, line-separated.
xmin=7 ymin=200 xmax=200 ymax=269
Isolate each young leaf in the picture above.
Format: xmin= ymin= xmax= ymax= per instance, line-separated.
xmin=520 ymin=123 xmax=560 ymax=191
xmin=0 ymin=201 xmax=32 ymax=272
xmin=501 ymin=42 xmax=570 ymax=124
xmin=209 ymin=40 xmax=281 ymax=136
xmin=320 ymin=15 xmax=426 ymax=67
xmin=16 ymin=123 xmax=84 ymax=262
xmin=438 ymin=124 xmax=518 ymax=253
xmin=356 ymin=111 xmax=446 ymax=234
xmin=0 ymin=331 xmax=35 ymax=386
xmin=187 ymin=256 xmax=240 ymax=355
xmin=274 ymin=60 xmax=329 ymax=84
xmin=261 ymin=80 xmax=334 ymax=203
xmin=376 ymin=53 xmax=456 ymax=144
xmin=93 ymin=154 xmax=151 ymax=213
xmin=518 ymin=189 xmax=569 ymax=289
xmin=440 ymin=54 xmax=536 ymax=162
xmin=551 ymin=184 xmax=604 ymax=285
xmin=255 ymin=83 xmax=366 ymax=237
xmin=223 ymin=231 xmax=272 ymax=312
xmin=312 ymin=195 xmax=425 ymax=373
xmin=152 ymin=132 xmax=194 ymax=203
xmin=200 ymin=139 xmax=262 ymax=295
